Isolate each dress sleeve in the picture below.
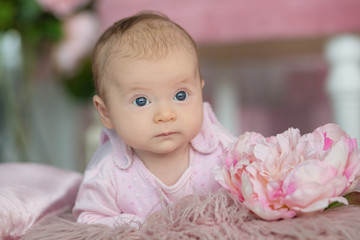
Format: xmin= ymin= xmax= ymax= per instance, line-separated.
xmin=72 ymin=160 xmax=144 ymax=229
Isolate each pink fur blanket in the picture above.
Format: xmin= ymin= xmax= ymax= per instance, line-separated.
xmin=22 ymin=189 xmax=360 ymax=240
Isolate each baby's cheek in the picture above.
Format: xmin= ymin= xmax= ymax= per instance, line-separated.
xmin=116 ymin=121 xmax=145 ymax=142
xmin=187 ymin=114 xmax=204 ymax=138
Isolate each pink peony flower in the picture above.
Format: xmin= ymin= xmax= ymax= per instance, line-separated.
xmin=53 ymin=11 xmax=99 ymax=74
xmin=214 ymin=123 xmax=360 ymax=220
xmin=36 ymin=0 xmax=91 ymax=18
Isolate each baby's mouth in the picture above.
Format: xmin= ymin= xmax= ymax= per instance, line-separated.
xmin=156 ymin=132 xmax=176 ymax=137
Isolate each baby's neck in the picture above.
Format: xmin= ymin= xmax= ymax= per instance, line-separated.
xmin=134 ymin=144 xmax=190 ymax=186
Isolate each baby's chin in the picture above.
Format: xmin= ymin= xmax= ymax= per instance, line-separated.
xmin=134 ymin=141 xmax=191 ymax=156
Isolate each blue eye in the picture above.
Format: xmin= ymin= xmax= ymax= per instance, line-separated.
xmin=174 ymin=91 xmax=188 ymax=101
xmin=133 ymin=97 xmax=150 ymax=107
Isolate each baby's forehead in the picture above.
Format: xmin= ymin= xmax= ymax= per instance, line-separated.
xmin=108 ymin=49 xmax=197 ymax=74
xmin=105 ymin=51 xmax=199 ymax=88
xmin=103 ymin=43 xmax=198 ymax=73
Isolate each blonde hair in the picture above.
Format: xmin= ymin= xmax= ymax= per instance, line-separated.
xmin=92 ymin=12 xmax=200 ymax=99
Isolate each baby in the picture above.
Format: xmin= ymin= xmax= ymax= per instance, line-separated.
xmin=73 ymin=12 xmax=236 ymax=228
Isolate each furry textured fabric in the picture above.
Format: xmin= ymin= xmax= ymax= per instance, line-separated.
xmin=22 ymin=189 xmax=360 ymax=240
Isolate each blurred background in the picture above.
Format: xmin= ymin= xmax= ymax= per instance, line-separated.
xmin=1 ymin=0 xmax=360 ymax=172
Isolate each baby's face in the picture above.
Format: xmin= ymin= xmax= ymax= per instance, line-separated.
xmin=104 ymin=50 xmax=204 ymax=157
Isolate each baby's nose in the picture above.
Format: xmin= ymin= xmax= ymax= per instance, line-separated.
xmin=153 ymin=104 xmax=177 ymax=123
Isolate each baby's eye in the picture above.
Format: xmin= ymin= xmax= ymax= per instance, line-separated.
xmin=174 ymin=91 xmax=188 ymax=101
xmin=133 ymin=97 xmax=150 ymax=107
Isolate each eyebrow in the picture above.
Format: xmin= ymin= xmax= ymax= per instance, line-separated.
xmin=121 ymin=69 xmax=199 ymax=94
xmin=127 ymin=78 xmax=192 ymax=93
xmin=126 ymin=84 xmax=150 ymax=94
xmin=176 ymin=78 xmax=194 ymax=85
xmin=175 ymin=68 xmax=200 ymax=85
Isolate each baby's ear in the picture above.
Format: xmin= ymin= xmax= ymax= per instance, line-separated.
xmin=93 ymin=95 xmax=114 ymax=129
xmin=201 ymin=79 xmax=205 ymax=88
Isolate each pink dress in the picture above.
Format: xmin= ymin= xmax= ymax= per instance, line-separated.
xmin=73 ymin=102 xmax=236 ymax=228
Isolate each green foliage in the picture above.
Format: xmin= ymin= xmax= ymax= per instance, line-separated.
xmin=325 ymin=201 xmax=346 ymax=210
xmin=345 ymin=191 xmax=360 ymax=206
xmin=325 ymin=192 xmax=360 ymax=210
xmin=63 ymin=58 xmax=95 ymax=102
xmin=0 ymin=1 xmax=16 ymax=30
xmin=0 ymin=0 xmax=62 ymax=45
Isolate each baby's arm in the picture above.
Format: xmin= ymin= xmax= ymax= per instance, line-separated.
xmin=73 ymin=166 xmax=144 ymax=229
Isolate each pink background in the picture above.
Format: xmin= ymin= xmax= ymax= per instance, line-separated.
xmin=96 ymin=0 xmax=360 ymax=44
